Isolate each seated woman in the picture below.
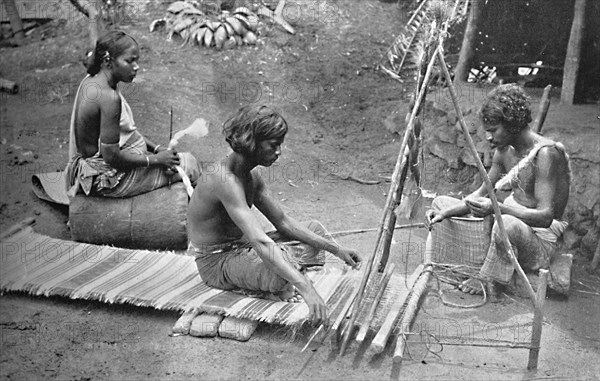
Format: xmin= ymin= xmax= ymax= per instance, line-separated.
xmin=66 ymin=30 xmax=199 ymax=198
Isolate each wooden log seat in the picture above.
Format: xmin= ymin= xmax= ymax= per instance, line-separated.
xmin=69 ymin=183 xmax=188 ymax=250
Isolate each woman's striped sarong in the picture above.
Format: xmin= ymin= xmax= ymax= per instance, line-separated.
xmin=66 ymin=130 xmax=199 ymax=198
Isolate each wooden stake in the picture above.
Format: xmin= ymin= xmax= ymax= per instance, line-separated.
xmin=337 ymin=46 xmax=441 ymax=357
xmin=528 ymin=269 xmax=549 ymax=370
xmin=533 ymin=85 xmax=552 ymax=134
xmin=393 ymin=232 xmax=433 ymax=363
xmin=370 ymin=264 xmax=423 ymax=354
xmin=355 ymin=263 xmax=396 ymax=343
xmin=436 ymin=49 xmax=538 ymax=304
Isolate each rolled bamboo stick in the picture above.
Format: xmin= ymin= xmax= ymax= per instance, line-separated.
xmin=527 ymin=269 xmax=549 ymax=370
xmin=392 ymin=232 xmax=433 ymax=363
xmin=436 ymin=49 xmax=538 ymax=304
xmin=533 ymin=85 xmax=552 ymax=134
xmin=338 ymin=45 xmax=441 ymax=357
xmin=355 ymin=263 xmax=396 ymax=343
xmin=370 ymin=264 xmax=423 ymax=353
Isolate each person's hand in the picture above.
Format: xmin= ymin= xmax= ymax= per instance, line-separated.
xmin=425 ymin=209 xmax=445 ymax=230
xmin=336 ymin=247 xmax=361 ymax=270
xmin=154 ymin=149 xmax=180 ymax=168
xmin=298 ymin=285 xmax=327 ymax=325
xmin=154 ymin=145 xmax=168 ymax=153
xmin=464 ymin=196 xmax=493 ymax=217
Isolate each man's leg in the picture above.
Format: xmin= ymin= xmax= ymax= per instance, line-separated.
xmin=214 ymin=243 xmax=303 ymax=301
xmin=459 ymin=215 xmax=555 ymax=295
xmin=430 ymin=195 xmax=463 ymax=211
xmin=267 ymin=220 xmax=331 ymax=267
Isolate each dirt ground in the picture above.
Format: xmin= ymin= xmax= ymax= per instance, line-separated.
xmin=1 ymin=1 xmax=599 ymax=380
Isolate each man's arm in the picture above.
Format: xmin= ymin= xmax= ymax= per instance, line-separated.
xmin=98 ymin=90 xmax=179 ymax=170
xmin=218 ymin=174 xmax=327 ymax=323
xmin=465 ymin=147 xmax=558 ymax=227
xmin=500 ymin=147 xmax=557 ymax=227
xmin=426 ymin=150 xmax=505 ymax=226
xmin=253 ymin=176 xmax=360 ymax=269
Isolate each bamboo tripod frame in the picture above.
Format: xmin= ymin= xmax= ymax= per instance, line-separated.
xmin=335 ymin=39 xmax=549 ymax=369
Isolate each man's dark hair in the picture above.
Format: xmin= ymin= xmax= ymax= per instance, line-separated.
xmin=480 ymin=84 xmax=532 ymax=133
xmin=223 ymin=105 xmax=288 ymax=155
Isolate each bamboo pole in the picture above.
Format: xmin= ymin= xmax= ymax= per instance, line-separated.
xmin=532 ymin=85 xmax=552 ymax=134
xmin=436 ymin=49 xmax=538 ymax=304
xmin=527 ymin=269 xmax=549 ymax=370
xmin=355 ymin=263 xmax=396 ymax=343
xmin=379 ymin=150 xmax=411 ymax=270
xmin=329 ymin=223 xmax=425 ymax=238
xmin=337 ymin=46 xmax=441 ymax=356
xmin=370 ymin=264 xmax=423 ymax=354
xmin=392 ymin=232 xmax=433 ymax=363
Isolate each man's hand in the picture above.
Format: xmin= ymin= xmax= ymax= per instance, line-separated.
xmin=297 ymin=284 xmax=327 ymax=325
xmin=464 ymin=196 xmax=493 ymax=217
xmin=425 ymin=209 xmax=445 ymax=230
xmin=336 ymin=247 xmax=361 ymax=270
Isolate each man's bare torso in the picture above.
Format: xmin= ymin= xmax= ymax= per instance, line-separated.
xmin=497 ymin=135 xmax=570 ymax=220
xmin=187 ymin=162 xmax=258 ymax=245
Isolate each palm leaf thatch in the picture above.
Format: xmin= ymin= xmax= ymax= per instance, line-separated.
xmin=381 ymin=0 xmax=466 ymax=81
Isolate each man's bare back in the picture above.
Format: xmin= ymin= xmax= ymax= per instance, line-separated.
xmin=188 ymin=160 xmax=259 ymax=245
xmin=495 ymin=133 xmax=570 ymax=220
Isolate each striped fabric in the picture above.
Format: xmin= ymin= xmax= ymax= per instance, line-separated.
xmin=0 ymin=227 xmax=359 ymax=325
xmin=0 ymin=228 xmax=416 ymax=329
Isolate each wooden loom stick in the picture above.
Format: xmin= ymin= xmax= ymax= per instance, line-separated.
xmin=437 ymin=49 xmax=538 ymax=304
xmin=393 ymin=232 xmax=433 ymax=363
xmin=330 ymin=283 xmax=360 ymax=334
xmin=527 ymin=269 xmax=549 ymax=370
xmin=338 ymin=45 xmax=441 ymax=357
xmin=301 ymin=283 xmax=352 ymax=352
xmin=379 ymin=149 xmax=411 ymax=271
xmin=532 ymin=85 xmax=552 ymax=134
xmin=370 ymin=264 xmax=423 ymax=354
xmin=355 ymin=263 xmax=396 ymax=343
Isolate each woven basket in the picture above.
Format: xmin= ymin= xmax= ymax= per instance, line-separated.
xmin=430 ymin=216 xmax=491 ymax=267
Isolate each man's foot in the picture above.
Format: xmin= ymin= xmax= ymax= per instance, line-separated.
xmin=458 ymin=277 xmax=485 ymax=295
xmin=276 ymin=284 xmax=303 ymax=303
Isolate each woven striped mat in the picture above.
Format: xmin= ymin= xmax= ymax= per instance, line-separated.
xmin=1 ymin=226 xmax=415 ymax=329
xmin=0 ymin=226 xmax=361 ymax=325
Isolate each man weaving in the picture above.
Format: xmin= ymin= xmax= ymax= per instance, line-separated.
xmin=187 ymin=105 xmax=361 ymax=324
xmin=426 ymin=84 xmax=570 ymax=295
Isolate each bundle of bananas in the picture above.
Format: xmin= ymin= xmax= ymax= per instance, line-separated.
xmin=150 ymin=1 xmax=260 ymax=49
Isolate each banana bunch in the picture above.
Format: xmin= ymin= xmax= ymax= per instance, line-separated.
xmin=150 ymin=1 xmax=260 ymax=50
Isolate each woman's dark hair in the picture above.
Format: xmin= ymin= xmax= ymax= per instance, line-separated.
xmin=223 ymin=105 xmax=288 ymax=155
xmin=479 ymin=84 xmax=532 ymax=133
xmin=86 ymin=30 xmax=138 ymax=76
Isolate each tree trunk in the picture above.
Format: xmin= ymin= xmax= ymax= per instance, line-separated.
xmin=561 ymin=0 xmax=587 ymax=105
xmin=454 ymin=0 xmax=483 ymax=82
xmin=2 ymin=0 xmax=25 ymax=45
